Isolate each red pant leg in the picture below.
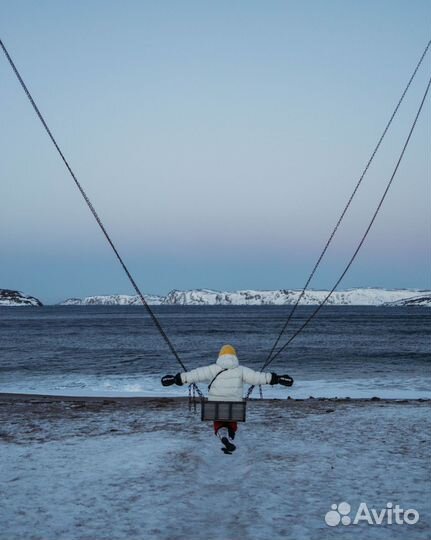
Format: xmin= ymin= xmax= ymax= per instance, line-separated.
xmin=214 ymin=421 xmax=238 ymax=435
xmin=213 ymin=421 xmax=223 ymax=434
xmin=228 ymin=421 xmax=238 ymax=433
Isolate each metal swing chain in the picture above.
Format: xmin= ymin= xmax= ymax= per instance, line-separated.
xmin=262 ymin=37 xmax=431 ymax=375
xmin=252 ymin=38 xmax=430 ymax=400
xmin=0 ymin=37 xmax=204 ymax=398
xmin=248 ymin=68 xmax=431 ymax=400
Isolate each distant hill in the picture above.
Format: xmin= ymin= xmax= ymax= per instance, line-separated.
xmin=0 ymin=289 xmax=43 ymax=306
xmin=60 ymin=288 xmax=431 ymax=307
xmin=384 ymin=294 xmax=431 ymax=307
xmin=61 ymin=293 xmax=164 ymax=306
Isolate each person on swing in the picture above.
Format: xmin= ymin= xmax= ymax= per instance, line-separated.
xmin=161 ymin=344 xmax=293 ymax=454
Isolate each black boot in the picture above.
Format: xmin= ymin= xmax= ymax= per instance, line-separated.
xmin=221 ymin=436 xmax=236 ymax=452
xmin=217 ymin=426 xmax=236 ymax=453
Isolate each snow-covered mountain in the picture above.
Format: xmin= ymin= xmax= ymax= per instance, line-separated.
xmin=62 ymin=294 xmax=164 ymax=306
xmin=384 ymin=294 xmax=431 ymax=307
xmin=60 ymin=288 xmax=431 ymax=306
xmin=163 ymin=288 xmax=431 ymax=306
xmin=0 ymin=289 xmax=43 ymax=307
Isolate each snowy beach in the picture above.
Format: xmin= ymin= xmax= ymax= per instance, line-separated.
xmin=0 ymin=395 xmax=429 ymax=540
xmin=1 ymin=305 xmax=429 ymax=537
xmin=1 ymin=307 xmax=429 ymax=538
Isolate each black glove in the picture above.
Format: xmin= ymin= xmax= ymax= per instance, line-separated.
xmin=161 ymin=375 xmax=175 ymax=386
xmin=161 ymin=373 xmax=183 ymax=386
xmin=270 ymin=373 xmax=294 ymax=386
xmin=278 ymin=374 xmax=294 ymax=387
xmin=270 ymin=372 xmax=279 ymax=385
xmin=174 ymin=373 xmax=183 ymax=386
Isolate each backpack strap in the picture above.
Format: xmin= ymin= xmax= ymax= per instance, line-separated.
xmin=208 ymin=368 xmax=228 ymax=391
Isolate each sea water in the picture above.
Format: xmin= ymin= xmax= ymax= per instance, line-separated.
xmin=0 ymin=305 xmax=429 ymax=399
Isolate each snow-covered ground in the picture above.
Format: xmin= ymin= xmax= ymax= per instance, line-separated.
xmin=0 ymin=397 xmax=429 ymax=540
xmin=60 ymin=288 xmax=431 ymax=306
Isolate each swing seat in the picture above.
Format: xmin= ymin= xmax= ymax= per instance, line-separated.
xmin=201 ymin=400 xmax=246 ymax=422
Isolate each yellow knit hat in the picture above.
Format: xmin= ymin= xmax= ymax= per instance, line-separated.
xmin=219 ymin=344 xmax=237 ymax=357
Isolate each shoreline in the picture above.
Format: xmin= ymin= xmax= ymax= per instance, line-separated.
xmin=0 ymin=392 xmax=429 ymax=404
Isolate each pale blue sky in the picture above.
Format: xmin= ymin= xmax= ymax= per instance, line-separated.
xmin=1 ymin=1 xmax=430 ymax=303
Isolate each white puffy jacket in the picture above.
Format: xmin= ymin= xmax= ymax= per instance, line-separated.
xmin=180 ymin=354 xmax=272 ymax=402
